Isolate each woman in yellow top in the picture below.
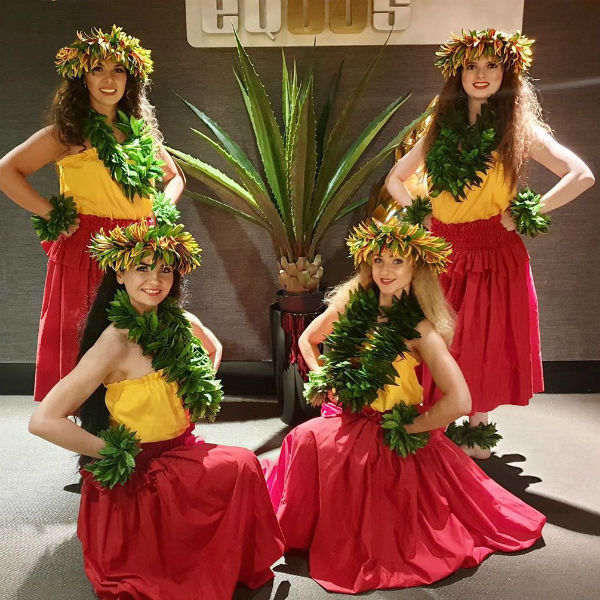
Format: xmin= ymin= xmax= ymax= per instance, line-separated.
xmin=386 ymin=29 xmax=594 ymax=458
xmin=29 ymin=220 xmax=284 ymax=599
xmin=0 ymin=26 xmax=184 ymax=401
xmin=264 ymin=218 xmax=545 ymax=594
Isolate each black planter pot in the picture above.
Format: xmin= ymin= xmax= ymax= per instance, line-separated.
xmin=270 ymin=290 xmax=325 ymax=425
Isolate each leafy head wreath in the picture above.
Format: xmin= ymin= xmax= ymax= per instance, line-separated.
xmin=55 ymin=24 xmax=153 ymax=81
xmin=89 ymin=221 xmax=202 ymax=275
xmin=435 ymin=28 xmax=534 ymax=78
xmin=347 ymin=218 xmax=452 ymax=275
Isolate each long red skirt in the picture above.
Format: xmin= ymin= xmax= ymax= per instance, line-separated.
xmin=35 ymin=214 xmax=142 ymax=401
xmin=423 ymin=215 xmax=544 ymax=413
xmin=265 ymin=410 xmax=545 ymax=594
xmin=79 ymin=431 xmax=285 ymax=600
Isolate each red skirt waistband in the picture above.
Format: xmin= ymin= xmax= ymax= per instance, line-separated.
xmin=42 ymin=214 xmax=153 ymax=269
xmin=431 ymin=215 xmax=520 ymax=251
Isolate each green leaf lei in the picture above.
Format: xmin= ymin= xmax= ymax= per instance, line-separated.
xmin=31 ymin=193 xmax=78 ymax=241
xmin=446 ymin=419 xmax=502 ymax=450
xmin=402 ymin=196 xmax=433 ymax=226
xmin=84 ymin=423 xmax=142 ymax=489
xmin=381 ymin=403 xmax=430 ymax=457
xmin=510 ymin=188 xmax=551 ymax=237
xmin=84 ymin=110 xmax=165 ymax=201
xmin=108 ymin=289 xmax=222 ymax=422
xmin=426 ymin=103 xmax=499 ymax=201
xmin=152 ymin=191 xmax=181 ymax=227
xmin=305 ymin=287 xmax=429 ymax=455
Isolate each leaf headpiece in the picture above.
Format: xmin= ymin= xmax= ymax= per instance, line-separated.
xmin=55 ymin=24 xmax=153 ymax=81
xmin=435 ymin=29 xmax=534 ymax=78
xmin=89 ymin=221 xmax=202 ymax=275
xmin=347 ymin=218 xmax=452 ymax=275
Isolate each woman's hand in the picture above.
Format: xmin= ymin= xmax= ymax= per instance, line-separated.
xmin=499 ymin=210 xmax=516 ymax=231
xmin=422 ymin=214 xmax=433 ymax=230
xmin=61 ymin=216 xmax=81 ymax=238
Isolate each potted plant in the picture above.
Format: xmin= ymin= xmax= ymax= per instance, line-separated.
xmin=167 ymin=34 xmax=430 ymax=423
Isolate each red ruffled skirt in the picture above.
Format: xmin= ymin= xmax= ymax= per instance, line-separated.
xmin=423 ymin=215 xmax=544 ymax=413
xmin=79 ymin=430 xmax=284 ymax=600
xmin=35 ymin=214 xmax=144 ymax=401
xmin=264 ymin=409 xmax=545 ymax=594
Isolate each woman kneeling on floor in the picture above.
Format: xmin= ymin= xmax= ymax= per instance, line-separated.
xmin=29 ymin=218 xmax=284 ymax=600
xmin=265 ymin=217 xmax=545 ymax=594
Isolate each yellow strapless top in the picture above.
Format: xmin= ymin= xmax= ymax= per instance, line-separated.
xmin=430 ymin=154 xmax=515 ymax=224
xmin=56 ymin=148 xmax=153 ymax=219
xmin=370 ymin=353 xmax=423 ymax=412
xmin=105 ymin=371 xmax=189 ymax=443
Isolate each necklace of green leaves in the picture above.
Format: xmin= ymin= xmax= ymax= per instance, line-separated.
xmin=425 ymin=101 xmax=499 ymax=201
xmin=83 ymin=109 xmax=166 ymax=200
xmin=305 ymin=286 xmax=430 ymax=457
xmin=85 ymin=290 xmax=223 ymax=489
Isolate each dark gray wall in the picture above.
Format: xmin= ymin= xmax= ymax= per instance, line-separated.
xmin=1 ymin=0 xmax=598 ymax=364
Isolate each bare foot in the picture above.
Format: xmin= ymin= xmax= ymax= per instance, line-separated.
xmin=460 ymin=444 xmax=492 ymax=460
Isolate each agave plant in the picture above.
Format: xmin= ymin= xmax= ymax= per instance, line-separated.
xmin=167 ymin=34 xmax=431 ymax=292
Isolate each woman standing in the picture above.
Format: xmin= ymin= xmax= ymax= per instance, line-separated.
xmin=0 ymin=25 xmax=183 ymax=400
xmin=265 ymin=218 xmax=545 ymax=593
xmin=29 ymin=220 xmax=284 ymax=599
xmin=385 ymin=29 xmax=594 ymax=458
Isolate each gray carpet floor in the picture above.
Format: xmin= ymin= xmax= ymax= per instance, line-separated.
xmin=1 ymin=393 xmax=599 ymax=600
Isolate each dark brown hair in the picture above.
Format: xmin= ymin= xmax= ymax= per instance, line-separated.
xmin=47 ymin=73 xmax=162 ymax=148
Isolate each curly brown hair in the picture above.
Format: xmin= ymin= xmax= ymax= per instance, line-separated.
xmin=423 ymin=69 xmax=551 ymax=189
xmin=47 ymin=75 xmax=163 ymax=148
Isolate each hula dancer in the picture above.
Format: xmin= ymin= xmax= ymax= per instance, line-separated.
xmin=29 ymin=220 xmax=284 ymax=599
xmin=386 ymin=29 xmax=594 ymax=458
xmin=0 ymin=25 xmax=184 ymax=400
xmin=264 ymin=218 xmax=545 ymax=593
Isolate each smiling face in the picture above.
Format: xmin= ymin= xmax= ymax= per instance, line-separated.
xmin=84 ymin=59 xmax=128 ymax=113
xmin=371 ymin=249 xmax=414 ymax=301
xmin=461 ymin=57 xmax=503 ymax=101
xmin=116 ymin=257 xmax=175 ymax=314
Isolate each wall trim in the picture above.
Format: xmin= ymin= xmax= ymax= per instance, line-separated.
xmin=1 ymin=361 xmax=598 ymax=396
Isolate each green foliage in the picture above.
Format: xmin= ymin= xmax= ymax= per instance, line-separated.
xmin=402 ymin=196 xmax=432 ymax=226
xmin=426 ymin=103 xmax=498 ymax=201
xmin=381 ymin=403 xmax=430 ymax=456
xmin=446 ymin=419 xmax=502 ymax=450
xmin=108 ymin=290 xmax=222 ymax=422
xmin=168 ymin=34 xmax=433 ymax=266
xmin=304 ymin=287 xmax=424 ymax=412
xmin=152 ymin=191 xmax=181 ymax=226
xmin=84 ymin=423 xmax=141 ymax=488
xmin=510 ymin=188 xmax=551 ymax=237
xmin=84 ymin=110 xmax=165 ymax=201
xmin=31 ymin=194 xmax=78 ymax=241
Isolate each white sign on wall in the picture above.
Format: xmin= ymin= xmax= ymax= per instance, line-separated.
xmin=185 ymin=0 xmax=525 ymax=47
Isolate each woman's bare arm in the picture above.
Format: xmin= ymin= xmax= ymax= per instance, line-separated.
xmin=385 ymin=137 xmax=426 ymax=208
xmin=529 ymin=126 xmax=595 ymax=213
xmin=405 ymin=320 xmax=471 ymax=433
xmin=298 ymin=305 xmax=341 ymax=371
xmin=158 ymin=145 xmax=185 ymax=205
xmin=0 ymin=126 xmax=68 ymax=217
xmin=188 ymin=313 xmax=223 ymax=370
xmin=28 ymin=326 xmax=126 ymax=458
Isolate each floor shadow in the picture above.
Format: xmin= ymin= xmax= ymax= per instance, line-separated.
xmin=15 ymin=534 xmax=94 ymax=600
xmin=254 ymin=426 xmax=293 ymax=455
xmin=477 ymin=453 xmax=600 ymax=536
xmin=233 ymin=579 xmax=276 ymax=600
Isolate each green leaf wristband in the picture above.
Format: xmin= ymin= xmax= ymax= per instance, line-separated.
xmin=509 ymin=188 xmax=551 ymax=237
xmin=381 ymin=402 xmax=430 ymax=457
xmin=31 ymin=194 xmax=78 ymax=241
xmin=84 ymin=423 xmax=142 ymax=489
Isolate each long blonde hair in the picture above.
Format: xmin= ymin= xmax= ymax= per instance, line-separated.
xmin=325 ymin=262 xmax=455 ymax=346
